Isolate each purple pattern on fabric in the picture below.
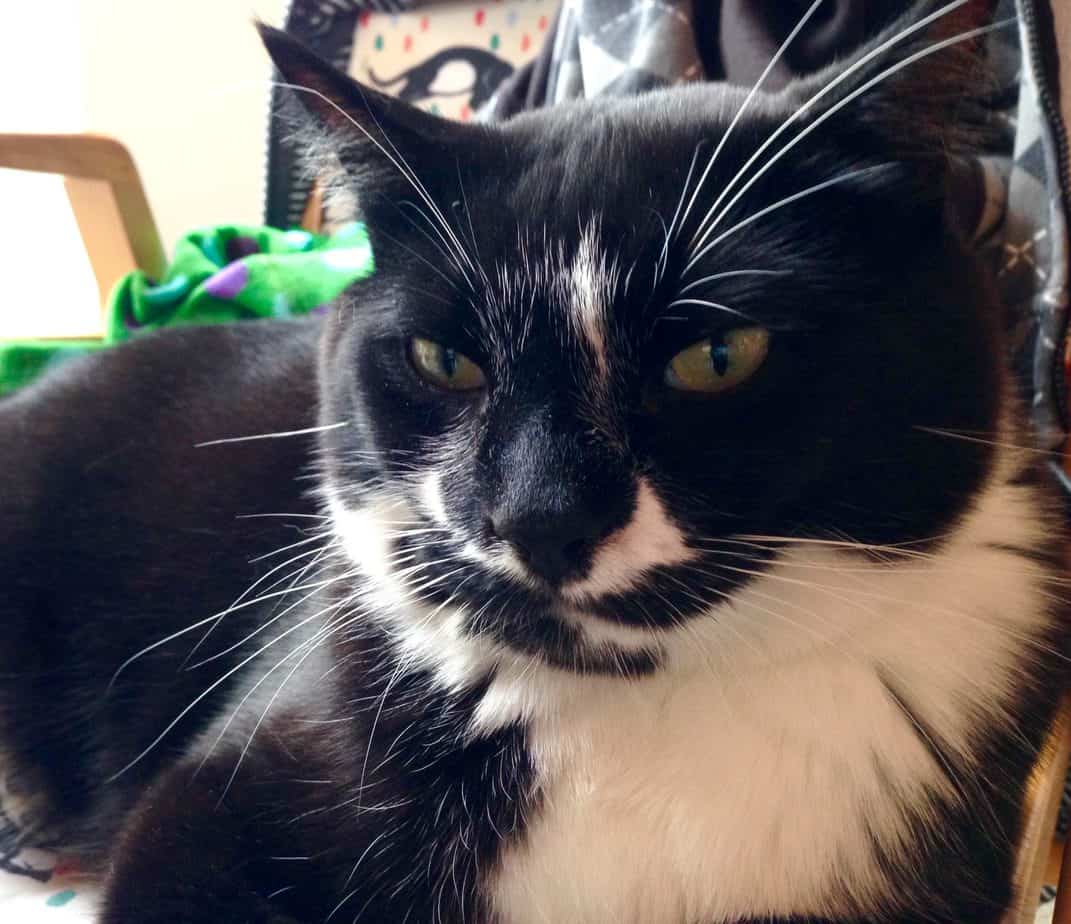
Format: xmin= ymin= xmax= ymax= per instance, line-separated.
xmin=311 ymin=305 xmax=330 ymax=317
xmin=225 ymin=235 xmax=261 ymax=262
xmin=203 ymin=263 xmax=250 ymax=300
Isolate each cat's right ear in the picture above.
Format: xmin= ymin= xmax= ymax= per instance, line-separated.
xmin=781 ymin=0 xmax=1000 ymax=163
xmin=257 ymin=23 xmax=479 ymax=198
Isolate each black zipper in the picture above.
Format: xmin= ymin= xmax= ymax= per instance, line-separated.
xmin=1019 ymin=0 xmax=1071 ymax=431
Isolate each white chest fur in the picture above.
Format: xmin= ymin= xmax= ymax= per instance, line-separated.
xmin=485 ymin=480 xmax=1053 ymax=924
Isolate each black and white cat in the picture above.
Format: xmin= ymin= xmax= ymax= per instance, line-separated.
xmin=1 ymin=2 xmax=1068 ymax=922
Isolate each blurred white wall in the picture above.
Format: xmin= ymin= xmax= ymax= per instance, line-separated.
xmin=0 ymin=0 xmax=95 ymax=335
xmin=75 ymin=0 xmax=285 ymax=249
xmin=0 ymin=0 xmax=283 ymax=337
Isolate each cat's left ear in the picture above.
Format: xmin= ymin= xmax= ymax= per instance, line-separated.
xmin=257 ymin=23 xmax=484 ymax=205
xmin=782 ymin=0 xmax=1000 ymax=163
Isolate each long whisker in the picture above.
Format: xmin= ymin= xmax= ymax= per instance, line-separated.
xmin=664 ymin=297 xmax=758 ymax=322
xmin=329 ymin=831 xmax=394 ymax=922
xmin=687 ymin=165 xmax=891 ymax=270
xmin=396 ymin=200 xmax=475 ymax=286
xmin=213 ymin=605 xmax=363 ymax=805
xmin=355 ymin=658 xmax=409 ymax=821
xmin=679 ymin=0 xmax=828 ymax=249
xmin=913 ymin=426 xmax=1062 ymax=457
xmin=103 ymin=544 xmax=337 ymax=691
xmin=184 ymin=566 xmax=356 ymax=671
xmin=250 ymin=532 xmax=328 ymax=564
xmin=657 ymin=143 xmax=704 ymax=283
xmin=195 ymin=421 xmax=349 ymax=448
xmin=205 ymin=603 xmax=357 ymax=761
xmin=687 ymin=13 xmax=1012 ymax=270
xmin=106 ymin=597 xmax=347 ymax=782
xmin=728 ymin=532 xmax=946 ymax=551
xmin=104 ymin=612 xmax=227 ymax=695
xmin=373 ymin=226 xmax=464 ymax=292
xmin=685 ymin=0 xmax=971 ymax=258
xmin=701 ymin=559 xmax=1071 ymax=664
xmin=455 ymin=158 xmax=490 ymax=289
xmin=349 ymin=88 xmax=479 ymax=284
xmin=182 ymin=542 xmax=336 ymax=668
xmin=694 ymin=546 xmax=1071 ymax=589
xmin=678 ymin=268 xmax=789 ymax=296
xmin=235 ymin=512 xmax=331 ymax=521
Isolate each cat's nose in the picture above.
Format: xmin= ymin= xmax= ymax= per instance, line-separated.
xmin=489 ymin=506 xmax=610 ymax=587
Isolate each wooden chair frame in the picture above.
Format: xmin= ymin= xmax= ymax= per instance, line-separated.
xmin=0 ymin=133 xmax=165 ymax=314
xmin=1013 ymin=696 xmax=1071 ymax=923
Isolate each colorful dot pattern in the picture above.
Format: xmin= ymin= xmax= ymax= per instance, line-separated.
xmin=0 ymin=848 xmax=98 ymax=918
xmin=354 ymin=0 xmax=555 ymax=122
xmin=45 ymin=890 xmax=76 ymax=908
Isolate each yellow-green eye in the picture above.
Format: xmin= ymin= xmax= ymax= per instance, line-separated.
xmin=664 ymin=327 xmax=769 ymax=393
xmin=410 ymin=337 xmax=486 ymax=391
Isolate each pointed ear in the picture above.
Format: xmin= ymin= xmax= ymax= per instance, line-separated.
xmin=783 ymin=0 xmax=1003 ymax=160
xmin=256 ymin=23 xmax=482 ymax=212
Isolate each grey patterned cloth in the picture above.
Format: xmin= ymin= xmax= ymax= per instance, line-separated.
xmin=1005 ymin=0 xmax=1070 ymax=456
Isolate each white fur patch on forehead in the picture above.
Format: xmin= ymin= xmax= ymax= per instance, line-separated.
xmin=563 ymin=476 xmax=693 ymax=600
xmin=567 ymin=220 xmax=619 ymax=380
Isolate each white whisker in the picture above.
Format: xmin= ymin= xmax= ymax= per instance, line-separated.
xmin=687 ymin=0 xmax=972 ymax=258
xmin=679 ymin=0 xmax=827 ymax=251
xmin=688 ymin=11 xmax=1010 ymax=269
xmin=106 ymin=597 xmax=347 ymax=782
xmin=687 ymin=165 xmax=891 ymax=271
xmin=195 ymin=421 xmax=349 ymax=448
xmin=678 ymin=268 xmax=789 ymax=295
xmin=664 ymin=298 xmax=757 ymax=322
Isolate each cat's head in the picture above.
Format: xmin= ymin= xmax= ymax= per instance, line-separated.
xmin=260 ymin=1 xmax=1009 ymax=674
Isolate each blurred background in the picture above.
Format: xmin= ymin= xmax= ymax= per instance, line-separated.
xmin=0 ymin=0 xmax=283 ymax=337
xmin=1 ymin=0 xmax=1067 ymax=344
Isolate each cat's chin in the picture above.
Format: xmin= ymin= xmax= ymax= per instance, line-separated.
xmin=486 ymin=602 xmax=664 ymax=677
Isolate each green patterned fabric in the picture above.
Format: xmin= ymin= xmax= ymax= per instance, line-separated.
xmin=0 ymin=222 xmax=374 ymax=396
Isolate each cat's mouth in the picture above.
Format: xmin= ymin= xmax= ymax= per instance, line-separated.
xmin=330 ymin=487 xmax=759 ymax=671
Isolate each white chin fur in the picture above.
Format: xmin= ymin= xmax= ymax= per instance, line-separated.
xmin=328 ymin=455 xmax=1056 ymax=922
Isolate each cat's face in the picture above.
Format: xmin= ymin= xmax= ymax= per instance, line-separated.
xmin=262 ymin=9 xmax=1003 ymax=671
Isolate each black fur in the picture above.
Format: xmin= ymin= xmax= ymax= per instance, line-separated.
xmin=1 ymin=3 xmax=1068 ymax=922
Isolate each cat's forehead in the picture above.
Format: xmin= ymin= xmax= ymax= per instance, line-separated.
xmin=486 ymin=218 xmax=623 ymax=372
xmin=492 ymin=85 xmax=780 ymax=211
xmin=472 ymin=90 xmax=787 ymax=297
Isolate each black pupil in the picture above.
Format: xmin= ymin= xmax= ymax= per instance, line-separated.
xmin=710 ymin=342 xmax=730 ymax=376
xmin=440 ymin=347 xmax=458 ymax=377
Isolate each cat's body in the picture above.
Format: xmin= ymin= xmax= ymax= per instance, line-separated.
xmin=2 ymin=4 xmax=1069 ymax=922
xmin=0 ymin=320 xmax=321 ymax=851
